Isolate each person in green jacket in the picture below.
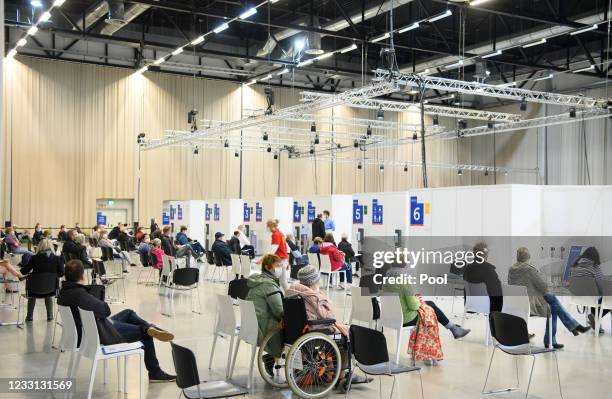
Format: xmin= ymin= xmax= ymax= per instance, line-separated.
xmin=246 ymin=253 xmax=284 ymax=376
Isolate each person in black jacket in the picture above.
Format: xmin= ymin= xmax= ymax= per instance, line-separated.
xmin=57 ymin=225 xmax=68 ymax=242
xmin=62 ymin=230 xmax=92 ymax=266
xmin=311 ymin=213 xmax=326 ymax=242
xmin=462 ymin=242 xmax=503 ymax=312
xmin=108 ymin=223 xmax=121 ymax=240
xmin=21 ymin=239 xmax=64 ymax=321
xmin=229 ymin=231 xmax=242 ymax=255
xmin=32 ymin=223 xmax=43 ymax=246
xmin=211 ymin=232 xmax=232 ymax=266
xmin=160 ymin=226 xmax=199 ymax=267
xmin=150 ymin=219 xmax=160 ymax=235
xmin=57 ymin=260 xmax=176 ymax=382
xmin=337 ymin=234 xmax=355 ymax=264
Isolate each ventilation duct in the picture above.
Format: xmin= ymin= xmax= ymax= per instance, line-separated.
xmin=305 ymin=18 xmax=324 ymax=55
xmin=100 ymin=3 xmax=151 ymax=35
xmin=76 ymin=1 xmax=108 ymax=31
xmin=105 ymin=0 xmax=127 ymax=27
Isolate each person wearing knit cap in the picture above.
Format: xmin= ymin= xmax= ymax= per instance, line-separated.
xmin=286 ymin=265 xmax=347 ymax=336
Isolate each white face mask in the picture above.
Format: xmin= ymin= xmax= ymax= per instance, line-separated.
xmin=273 ymin=267 xmax=283 ymax=278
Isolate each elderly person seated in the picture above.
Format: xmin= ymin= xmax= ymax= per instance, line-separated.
xmin=509 ymin=247 xmax=590 ymax=349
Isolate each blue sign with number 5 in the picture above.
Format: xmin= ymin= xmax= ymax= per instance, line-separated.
xmin=353 ymin=200 xmax=364 ymax=224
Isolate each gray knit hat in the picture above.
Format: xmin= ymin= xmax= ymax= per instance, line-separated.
xmin=297 ymin=265 xmax=320 ymax=286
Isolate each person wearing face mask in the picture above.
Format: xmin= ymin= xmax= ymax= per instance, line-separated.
xmin=32 ymin=223 xmax=44 ymax=246
xmin=323 ymin=210 xmax=335 ymax=233
xmin=246 ymin=254 xmax=284 ymax=377
xmin=267 ymin=219 xmax=289 ymax=290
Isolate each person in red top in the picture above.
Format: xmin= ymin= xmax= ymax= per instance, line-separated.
xmin=267 ymin=219 xmax=288 ymax=290
xmin=319 ymin=233 xmax=353 ymax=289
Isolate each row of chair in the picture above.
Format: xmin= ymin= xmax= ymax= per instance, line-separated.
xmin=306 ymin=253 xmax=347 ymax=290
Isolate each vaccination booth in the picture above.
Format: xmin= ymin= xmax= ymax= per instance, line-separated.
xmin=242 ymin=197 xmax=294 ymax=255
xmin=292 ymin=195 xmax=354 ymax=247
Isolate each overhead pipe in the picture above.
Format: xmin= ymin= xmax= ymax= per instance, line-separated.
xmin=76 ymin=1 xmax=150 ymax=35
xmin=256 ymin=0 xmax=415 ymax=57
xmin=401 ymin=12 xmax=606 ymax=73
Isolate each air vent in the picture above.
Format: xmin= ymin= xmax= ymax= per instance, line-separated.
xmin=105 ymin=0 xmax=127 ymax=27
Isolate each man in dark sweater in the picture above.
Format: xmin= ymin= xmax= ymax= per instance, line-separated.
xmin=463 ymin=242 xmax=503 ymax=312
xmin=57 ymin=260 xmax=176 ymax=382
xmin=311 ymin=213 xmax=326 ymax=242
xmin=62 ymin=230 xmax=91 ymax=266
xmin=211 ymin=232 xmax=232 ymax=266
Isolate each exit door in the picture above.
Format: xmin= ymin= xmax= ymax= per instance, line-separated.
xmin=97 ymin=208 xmax=128 ymax=228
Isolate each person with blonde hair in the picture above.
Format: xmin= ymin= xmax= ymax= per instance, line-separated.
xmin=267 ymin=218 xmax=289 ymax=290
xmin=21 ymin=239 xmax=65 ymax=321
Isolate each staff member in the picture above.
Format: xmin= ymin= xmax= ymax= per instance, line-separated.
xmin=267 ymin=219 xmax=288 ymax=290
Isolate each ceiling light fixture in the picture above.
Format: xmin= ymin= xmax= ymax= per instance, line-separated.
xmin=520 ymin=98 xmax=527 ymax=111
xmin=572 ymin=64 xmax=595 ymax=73
xmin=427 ymin=9 xmax=452 ymax=23
xmin=446 ymin=59 xmax=464 ymax=69
xmin=239 ymin=7 xmax=257 ymax=19
xmin=30 ymin=0 xmax=43 ymax=7
xmin=398 ymin=22 xmax=419 ymax=34
xmin=153 ymin=57 xmax=165 ymax=65
xmin=315 ymin=52 xmax=333 ymax=61
xmin=470 ymin=0 xmax=491 ymax=5
xmin=371 ymin=33 xmax=390 ymax=43
xmin=53 ymin=0 xmax=66 ymax=6
xmin=27 ymin=26 xmax=39 ymax=35
xmin=191 ymin=35 xmax=205 ymax=45
xmin=172 ymin=47 xmax=184 ymax=55
xmin=340 ymin=44 xmax=357 ymax=53
xmin=213 ymin=23 xmax=230 ymax=34
xmin=136 ymin=66 xmax=148 ymax=74
xmin=297 ymin=59 xmax=314 ymax=67
xmin=569 ymin=107 xmax=576 ymax=118
xmin=260 ymin=74 xmax=272 ymax=81
xmin=7 ymin=49 xmax=17 ymax=58
xmin=533 ymin=73 xmax=553 ymax=81
xmin=376 ymin=105 xmax=384 ymax=120
xmin=38 ymin=11 xmax=51 ymax=23
xmin=16 ymin=38 xmax=27 ymax=47
xmin=570 ymin=24 xmax=598 ymax=36
xmin=277 ymin=67 xmax=289 ymax=75
xmin=482 ymin=49 xmax=502 ymax=59
xmin=244 ymin=79 xmax=257 ymax=86
xmin=522 ymin=38 xmax=546 ymax=48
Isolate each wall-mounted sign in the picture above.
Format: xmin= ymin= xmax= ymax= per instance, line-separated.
xmin=205 ymin=205 xmax=211 ymax=221
xmin=96 ymin=212 xmax=107 ymax=225
xmin=372 ymin=199 xmax=384 ymax=225
xmin=177 ymin=205 xmax=183 ymax=220
xmin=243 ymin=202 xmax=251 ymax=222
xmin=293 ymin=201 xmax=301 ymax=223
xmin=162 ymin=212 xmax=170 ymax=225
xmin=307 ymin=201 xmax=316 ymax=223
xmin=170 ymin=205 xmax=175 ymax=220
xmin=213 ymin=203 xmax=220 ymax=221
xmin=352 ymin=199 xmax=364 ymax=224
xmin=256 ymin=202 xmax=263 ymax=222
xmin=410 ymin=196 xmax=428 ymax=226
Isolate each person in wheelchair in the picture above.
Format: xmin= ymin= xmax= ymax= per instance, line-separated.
xmin=286 ymin=265 xmax=347 ymax=336
xmin=246 ymin=253 xmax=284 ymax=376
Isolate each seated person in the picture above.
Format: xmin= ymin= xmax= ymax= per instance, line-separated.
xmin=509 ymin=247 xmax=590 ymax=349
xmin=150 ymin=239 xmax=165 ymax=276
xmin=462 ymin=242 xmax=503 ymax=312
xmin=57 ymin=260 xmax=176 ymax=382
xmin=62 ymin=229 xmax=93 ymax=267
xmin=4 ymin=227 xmax=34 ymax=266
xmin=236 ymin=225 xmax=255 ymax=258
xmin=383 ymin=266 xmax=470 ymax=365
xmin=135 ymin=227 xmax=146 ymax=243
xmin=320 ymin=233 xmax=353 ymax=289
xmin=160 ymin=226 xmax=200 ymax=267
xmin=246 ymin=254 xmax=284 ymax=376
xmin=286 ymin=265 xmax=346 ymax=335
xmin=228 ymin=231 xmax=242 ymax=255
xmin=57 ymin=225 xmax=68 ymax=242
xmin=116 ymin=224 xmax=135 ymax=252
xmin=308 ymin=237 xmax=322 ymax=254
xmin=175 ymin=226 xmax=205 ymax=256
xmin=570 ymin=246 xmax=608 ymax=333
xmin=211 ymin=232 xmax=232 ymax=266
xmin=32 ymin=223 xmax=44 ymax=246
xmin=286 ymin=234 xmax=307 ymax=266
xmin=98 ymin=231 xmax=131 ymax=272
xmin=21 ymin=239 xmax=65 ymax=321
xmin=138 ymin=234 xmax=152 ymax=256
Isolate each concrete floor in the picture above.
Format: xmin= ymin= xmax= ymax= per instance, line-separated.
xmin=0 ymin=264 xmax=611 ymax=399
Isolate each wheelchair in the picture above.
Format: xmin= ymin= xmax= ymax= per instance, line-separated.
xmin=257 ymin=295 xmax=351 ymax=399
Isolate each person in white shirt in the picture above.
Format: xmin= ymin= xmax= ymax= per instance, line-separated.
xmin=236 ymin=225 xmax=255 ymax=258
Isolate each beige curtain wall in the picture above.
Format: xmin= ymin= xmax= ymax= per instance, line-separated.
xmin=3 ymin=57 xmax=468 ymax=228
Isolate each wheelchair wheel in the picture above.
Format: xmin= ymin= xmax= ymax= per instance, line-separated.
xmin=285 ymin=332 xmax=341 ymax=399
xmin=257 ymin=329 xmax=289 ymax=388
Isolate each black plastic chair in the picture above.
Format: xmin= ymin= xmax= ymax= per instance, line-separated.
xmin=24 ymin=272 xmax=59 ymax=323
xmin=211 ymin=252 xmax=231 ymax=283
xmin=347 ymin=324 xmax=424 ymax=399
xmin=483 ymin=311 xmax=563 ymax=398
xmin=227 ymin=278 xmax=249 ymax=300
xmin=164 ymin=268 xmax=201 ymax=317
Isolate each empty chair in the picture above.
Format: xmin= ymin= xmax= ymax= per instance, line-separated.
xmin=307 ymin=253 xmax=320 ymax=269
xmin=158 ymin=255 xmax=173 ymax=290
xmin=239 ymin=255 xmax=251 ymax=278
xmin=349 ymin=286 xmax=377 ymax=328
xmin=163 ymin=268 xmax=201 ymax=317
xmin=462 ymin=282 xmax=491 ymax=345
xmin=137 ymin=251 xmax=155 ymax=285
xmin=51 ymin=305 xmax=79 ymax=380
xmin=229 ymin=299 xmax=259 ymax=389
xmin=92 ymin=261 xmax=125 ymax=304
xmin=319 ymin=253 xmax=346 ymax=290
xmin=209 ymin=294 xmax=239 ymax=377
xmin=347 ymin=324 xmax=424 ymax=399
xmin=230 ymin=254 xmax=241 ymax=279
xmin=380 ymin=295 xmax=416 ymax=365
xmin=77 ymin=309 xmax=144 ymax=399
xmin=501 ymin=284 xmax=553 ymax=347
xmin=482 ymin=312 xmax=563 ymax=398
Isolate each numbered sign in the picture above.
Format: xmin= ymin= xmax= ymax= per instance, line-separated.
xmin=243 ymin=203 xmax=251 ymax=222
xmin=307 ymin=201 xmax=316 ymax=223
xmin=256 ymin=203 xmax=263 ymax=222
xmin=293 ymin=201 xmax=301 ymax=223
xmin=205 ymin=205 xmax=211 ymax=221
xmin=177 ymin=205 xmax=183 ymax=220
xmin=410 ymin=196 xmax=424 ymax=226
xmin=96 ymin=212 xmax=107 ymax=225
xmin=162 ymin=212 xmax=170 ymax=225
xmin=169 ymin=205 xmax=175 ymax=220
xmin=352 ymin=200 xmax=364 ymax=224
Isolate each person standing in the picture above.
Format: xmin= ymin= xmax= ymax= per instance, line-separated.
xmin=267 ymin=219 xmax=289 ymax=290
xmin=311 ymin=213 xmax=326 ymax=242
xmin=323 ymin=210 xmax=335 ymax=233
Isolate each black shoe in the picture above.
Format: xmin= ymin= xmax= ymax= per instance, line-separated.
xmin=545 ymin=343 xmax=564 ymax=349
xmin=25 ymin=317 xmax=33 ymax=322
xmin=572 ymin=324 xmax=591 ymax=336
xmin=47 ymin=317 xmax=54 ymax=322
xmin=130 ymin=263 xmax=137 ymax=267
xmin=262 ymin=354 xmax=275 ymax=377
xmin=5 ymin=288 xmax=18 ymax=293
xmin=149 ymin=371 xmax=176 ymax=382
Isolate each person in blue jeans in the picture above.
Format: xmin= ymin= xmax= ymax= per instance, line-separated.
xmin=176 ymin=226 xmax=205 ymax=255
xmin=4 ymin=227 xmax=33 ymax=266
xmin=508 ymin=247 xmax=590 ymax=349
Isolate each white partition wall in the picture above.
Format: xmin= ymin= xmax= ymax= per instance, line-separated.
xmin=243 ymin=197 xmax=293 ymax=254
xmin=162 ymin=200 xmax=207 ymax=243
xmin=352 ymin=192 xmax=412 ymax=238
xmin=293 ymin=195 xmax=353 ymax=243
xmin=205 ymin=199 xmax=244 ymax=249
